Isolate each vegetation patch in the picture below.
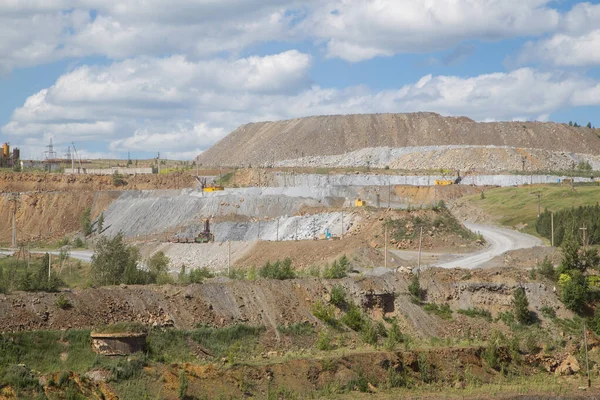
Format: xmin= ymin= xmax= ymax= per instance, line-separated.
xmin=457 ymin=308 xmax=492 ymax=322
xmin=423 ymin=303 xmax=453 ymax=319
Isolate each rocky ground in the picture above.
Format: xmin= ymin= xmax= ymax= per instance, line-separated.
xmin=196 ymin=112 xmax=600 ymax=167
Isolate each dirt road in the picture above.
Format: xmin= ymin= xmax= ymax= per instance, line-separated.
xmin=432 ymin=223 xmax=543 ymax=270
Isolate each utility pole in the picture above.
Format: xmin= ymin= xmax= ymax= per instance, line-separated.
xmin=384 ymin=226 xmax=388 ymax=269
xmin=417 ymin=227 xmax=423 ymax=270
xmin=11 ymin=204 xmax=16 ymax=249
xmin=584 ymin=322 xmax=591 ymax=388
xmin=551 ymin=212 xmax=554 ymax=247
xmin=580 ymin=226 xmax=588 ymax=248
xmin=532 ymin=191 xmax=542 ymax=217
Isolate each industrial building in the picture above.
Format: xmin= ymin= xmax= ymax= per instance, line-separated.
xmin=0 ymin=143 xmax=20 ymax=168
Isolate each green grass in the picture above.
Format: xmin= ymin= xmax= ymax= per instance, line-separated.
xmin=423 ymin=303 xmax=453 ymax=319
xmin=468 ymin=184 xmax=600 ymax=235
xmin=457 ymin=308 xmax=492 ymax=322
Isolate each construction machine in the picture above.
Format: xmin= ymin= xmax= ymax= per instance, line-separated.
xmin=195 ymin=219 xmax=215 ymax=243
xmin=199 ymin=177 xmax=224 ymax=192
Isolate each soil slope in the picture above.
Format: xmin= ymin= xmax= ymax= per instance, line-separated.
xmin=196 ymin=112 xmax=600 ymax=166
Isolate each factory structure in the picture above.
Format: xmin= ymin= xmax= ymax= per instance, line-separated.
xmin=0 ymin=143 xmax=20 ymax=168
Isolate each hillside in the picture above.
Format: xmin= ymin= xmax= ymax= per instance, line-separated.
xmin=196 ymin=112 xmax=600 ymax=167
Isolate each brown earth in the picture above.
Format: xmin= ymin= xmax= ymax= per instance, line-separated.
xmin=0 ymin=171 xmax=198 ymax=193
xmin=196 ymin=112 xmax=600 ymax=166
xmin=0 ymin=267 xmax=570 ymax=339
xmin=234 ymin=208 xmax=480 ymax=270
xmin=0 ymin=191 xmax=118 ymax=245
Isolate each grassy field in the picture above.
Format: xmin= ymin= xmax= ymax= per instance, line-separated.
xmin=466 ymin=183 xmax=600 ymax=235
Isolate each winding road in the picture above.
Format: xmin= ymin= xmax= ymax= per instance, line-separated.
xmin=432 ymin=222 xmax=543 ymax=270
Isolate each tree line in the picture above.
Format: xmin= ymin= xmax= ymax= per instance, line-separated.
xmin=536 ymin=205 xmax=600 ymax=247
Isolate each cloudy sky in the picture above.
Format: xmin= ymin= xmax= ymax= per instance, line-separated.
xmin=1 ymin=0 xmax=600 ymax=160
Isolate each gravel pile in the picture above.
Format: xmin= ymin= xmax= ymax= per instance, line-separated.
xmin=101 ymin=188 xmax=341 ymax=238
xmin=275 ymin=145 xmax=600 ymax=172
xmin=196 ymin=112 xmax=600 ymax=167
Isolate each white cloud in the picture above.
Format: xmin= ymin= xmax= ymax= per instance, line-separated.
xmin=516 ymin=2 xmax=600 ymax=67
xmin=1 ymin=51 xmax=312 ymax=158
xmin=305 ymin=0 xmax=559 ymax=62
xmin=4 ymin=55 xmax=598 ymax=159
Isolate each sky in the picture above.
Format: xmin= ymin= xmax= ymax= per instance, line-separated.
xmin=1 ymin=0 xmax=600 ymax=160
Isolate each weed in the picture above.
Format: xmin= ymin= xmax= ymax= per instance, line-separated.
xmin=277 ymin=322 xmax=315 ymax=336
xmin=55 ymin=294 xmax=72 ymax=310
xmin=408 ymin=273 xmax=421 ymax=300
xmin=312 ymin=301 xmax=338 ymax=327
xmin=457 ymin=308 xmax=492 ymax=322
xmin=540 ymin=306 xmax=557 ymax=319
xmin=423 ymin=303 xmax=452 ymax=319
xmin=329 ymin=284 xmax=347 ymax=307
xmin=259 ymin=258 xmax=296 ymax=280
xmin=384 ymin=320 xmax=403 ymax=351
xmin=178 ymin=370 xmax=188 ymax=400
xmin=341 ymin=304 xmax=366 ymax=331
xmin=190 ymin=324 xmax=264 ymax=359
xmin=360 ymin=320 xmax=378 ymax=347
xmin=322 ymin=255 xmax=350 ymax=279
xmin=316 ymin=330 xmax=334 ymax=351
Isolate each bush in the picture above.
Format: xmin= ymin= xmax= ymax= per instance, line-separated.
xmin=360 ymin=321 xmax=378 ymax=346
xmin=513 ymin=287 xmax=533 ymax=325
xmin=316 ymin=330 xmax=333 ymax=351
xmin=277 ymin=322 xmax=315 ymax=336
xmin=540 ymin=306 xmax=556 ymax=319
xmin=258 ymin=258 xmax=295 ymax=280
xmin=457 ymin=308 xmax=492 ymax=322
xmin=79 ymin=207 xmax=92 ymax=236
xmin=322 ymin=255 xmax=350 ymax=279
xmin=91 ymin=233 xmax=143 ymax=286
xmin=341 ymin=304 xmax=366 ymax=331
xmin=109 ymin=353 xmax=147 ymax=382
xmin=560 ymin=270 xmax=588 ymax=313
xmin=423 ymin=303 xmax=452 ymax=319
xmin=188 ymin=267 xmax=213 ymax=284
xmin=312 ymin=301 xmax=337 ymax=327
xmin=408 ymin=274 xmax=421 ymax=300
xmin=537 ymin=257 xmax=556 ymax=281
xmin=329 ymin=285 xmax=347 ymax=307
xmin=146 ymin=251 xmax=171 ymax=283
xmin=384 ymin=320 xmax=403 ymax=351
xmin=55 ymin=294 xmax=72 ymax=310
xmin=73 ymin=237 xmax=85 ymax=248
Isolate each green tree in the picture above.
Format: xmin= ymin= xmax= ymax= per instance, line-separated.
xmin=79 ymin=207 xmax=92 ymax=236
xmin=408 ymin=273 xmax=421 ymax=299
xmin=569 ymin=121 xmax=573 ymax=126
xmin=91 ymin=233 xmax=141 ymax=286
xmin=146 ymin=251 xmax=170 ymax=283
xmin=587 ymin=122 xmax=593 ymax=129
xmin=97 ymin=213 xmax=104 ymax=234
xmin=513 ymin=287 xmax=532 ymax=325
xmin=561 ymin=270 xmax=588 ymax=312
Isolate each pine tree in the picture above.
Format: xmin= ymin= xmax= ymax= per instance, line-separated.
xmin=513 ymin=287 xmax=532 ymax=324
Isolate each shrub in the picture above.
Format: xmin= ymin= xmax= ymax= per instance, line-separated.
xmin=384 ymin=320 xmax=403 ymax=351
xmin=329 ymin=285 xmax=347 ymax=307
xmin=408 ymin=274 xmax=421 ymax=300
xmin=537 ymin=257 xmax=556 ymax=281
xmin=73 ymin=237 xmax=85 ymax=248
xmin=258 ymin=258 xmax=295 ymax=280
xmin=341 ymin=304 xmax=366 ymax=331
xmin=109 ymin=353 xmax=147 ymax=382
xmin=560 ymin=270 xmax=588 ymax=313
xmin=91 ymin=233 xmax=143 ymax=286
xmin=316 ymin=330 xmax=333 ymax=351
xmin=312 ymin=301 xmax=337 ymax=327
xmin=423 ymin=303 xmax=452 ymax=319
xmin=188 ymin=267 xmax=213 ymax=284
xmin=277 ymin=322 xmax=315 ymax=336
xmin=540 ymin=306 xmax=556 ymax=319
xmin=457 ymin=308 xmax=492 ymax=322
xmin=178 ymin=371 xmax=188 ymax=400
xmin=79 ymin=207 xmax=92 ymax=236
xmin=55 ymin=294 xmax=72 ymax=310
xmin=323 ymin=255 xmax=350 ymax=279
xmin=513 ymin=287 xmax=532 ymax=325
xmin=360 ymin=321 xmax=378 ymax=346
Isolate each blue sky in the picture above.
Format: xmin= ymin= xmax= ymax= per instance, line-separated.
xmin=1 ymin=1 xmax=600 ymax=160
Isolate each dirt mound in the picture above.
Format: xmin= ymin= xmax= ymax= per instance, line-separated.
xmin=196 ymin=112 xmax=600 ymax=166
xmin=0 ymin=191 xmax=118 ymax=245
xmin=0 ymin=172 xmax=197 ymax=193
